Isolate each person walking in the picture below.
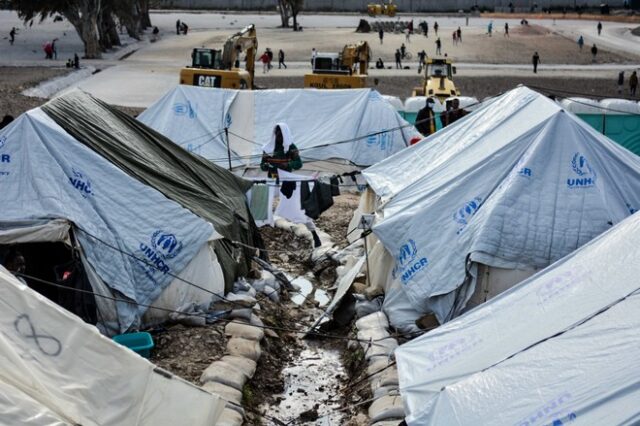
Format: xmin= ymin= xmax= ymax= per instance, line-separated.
xmin=457 ymin=27 xmax=462 ymax=42
xmin=9 ymin=27 xmax=16 ymax=45
xmin=452 ymin=31 xmax=458 ymax=45
xmin=618 ymin=71 xmax=625 ymax=95
xmin=577 ymin=35 xmax=584 ymax=50
xmin=278 ymin=49 xmax=287 ymax=69
xmin=435 ymin=37 xmax=442 ymax=55
xmin=418 ymin=49 xmax=426 ymax=73
xmin=591 ymin=44 xmax=598 ymax=62
xmin=395 ymin=49 xmax=402 ymax=69
xmin=311 ymin=47 xmax=317 ymax=67
xmin=488 ymin=21 xmax=493 ymax=36
xmin=597 ymin=21 xmax=602 ymax=35
xmin=630 ymin=71 xmax=638 ymax=96
xmin=434 ymin=21 xmax=439 ymax=36
xmin=532 ymin=51 xmax=540 ymax=73
xmin=424 ymin=22 xmax=429 ymax=38
xmin=51 ymin=38 xmax=58 ymax=60
xmin=176 ymin=19 xmax=181 ymax=35
xmin=504 ymin=22 xmax=509 ymax=37
xmin=266 ymin=48 xmax=273 ymax=70
xmin=400 ymin=43 xmax=406 ymax=58
xmin=405 ymin=28 xmax=411 ymax=42
xmin=379 ymin=28 xmax=384 ymax=44
xmin=259 ymin=51 xmax=270 ymax=73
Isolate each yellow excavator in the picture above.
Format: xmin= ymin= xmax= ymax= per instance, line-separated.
xmin=303 ymin=41 xmax=371 ymax=89
xmin=412 ymin=57 xmax=460 ymax=102
xmin=367 ymin=0 xmax=398 ymax=17
xmin=179 ymin=24 xmax=257 ymax=89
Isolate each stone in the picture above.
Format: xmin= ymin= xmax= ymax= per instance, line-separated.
xmin=202 ymin=382 xmax=242 ymax=405
xmin=368 ymin=394 xmax=405 ymax=423
xmin=225 ymin=321 xmax=265 ymax=341
xmin=215 ymin=407 xmax=243 ymax=426
xmin=226 ymin=337 xmax=262 ymax=361
xmin=200 ymin=360 xmax=248 ymax=390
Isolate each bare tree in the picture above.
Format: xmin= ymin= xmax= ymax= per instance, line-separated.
xmin=286 ymin=0 xmax=303 ymax=31
xmin=277 ymin=0 xmax=291 ymax=28
xmin=11 ymin=0 xmax=103 ymax=58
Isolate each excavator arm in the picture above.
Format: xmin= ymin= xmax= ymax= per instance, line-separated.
xmin=222 ymin=24 xmax=258 ymax=88
xmin=341 ymin=41 xmax=370 ymax=76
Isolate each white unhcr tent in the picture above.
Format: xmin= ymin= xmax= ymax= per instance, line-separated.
xmin=362 ymin=86 xmax=640 ymax=329
xmin=138 ymin=85 xmax=419 ymax=169
xmin=396 ymin=211 xmax=640 ymax=425
xmin=0 ymin=108 xmax=225 ymax=335
xmin=0 ymin=265 xmax=224 ymax=425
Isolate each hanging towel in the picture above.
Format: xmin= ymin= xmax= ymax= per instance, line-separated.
xmin=249 ymin=184 xmax=270 ymax=221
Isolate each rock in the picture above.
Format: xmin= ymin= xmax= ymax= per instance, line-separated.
xmin=344 ymin=412 xmax=369 ymax=426
xmin=225 ymin=321 xmax=265 ymax=341
xmin=368 ymin=394 xmax=405 ymax=423
xmin=226 ymin=337 xmax=262 ymax=362
xmin=264 ymin=328 xmax=279 ymax=339
xmin=355 ymin=312 xmax=389 ymax=331
xmin=200 ymin=360 xmax=248 ymax=390
xmin=215 ymin=407 xmax=244 ymax=426
xmin=202 ymin=382 xmax=242 ymax=405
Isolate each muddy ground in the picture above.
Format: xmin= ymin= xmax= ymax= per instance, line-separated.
xmin=257 ymin=74 xmax=634 ymax=100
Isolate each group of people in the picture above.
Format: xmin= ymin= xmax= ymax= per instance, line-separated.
xmin=175 ymin=19 xmax=189 ymax=35
xmin=415 ymin=98 xmax=468 ymax=138
xmin=617 ymin=71 xmax=639 ymax=96
xmin=259 ymin=48 xmax=287 ymax=73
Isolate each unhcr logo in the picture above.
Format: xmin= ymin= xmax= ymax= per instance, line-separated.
xmin=366 ymin=131 xmax=393 ymax=152
xmin=0 ymin=136 xmax=9 ymax=164
xmin=453 ymin=197 xmax=482 ymax=234
xmin=516 ymin=392 xmax=576 ymax=426
xmin=139 ymin=230 xmax=183 ymax=275
xmin=423 ymin=333 xmax=483 ymax=372
xmin=225 ymin=112 xmax=233 ymax=128
xmin=173 ymin=101 xmax=197 ymax=119
xmin=567 ymin=152 xmax=596 ymax=188
xmin=392 ymin=239 xmax=429 ymax=285
xmin=0 ymin=135 xmax=6 ymax=149
xmin=68 ymin=168 xmax=93 ymax=198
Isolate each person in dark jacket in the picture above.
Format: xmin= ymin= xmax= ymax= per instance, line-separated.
xmin=278 ymin=49 xmax=287 ymax=69
xmin=532 ymin=51 xmax=540 ymax=73
xmin=415 ymin=97 xmax=436 ymax=137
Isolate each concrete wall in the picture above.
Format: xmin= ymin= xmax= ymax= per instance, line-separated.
xmin=155 ymin=0 xmax=627 ymax=12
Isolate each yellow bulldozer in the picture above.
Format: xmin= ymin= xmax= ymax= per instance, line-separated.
xmin=179 ymin=24 xmax=257 ymax=90
xmin=412 ymin=57 xmax=460 ymax=102
xmin=367 ymin=0 xmax=398 ymax=17
xmin=303 ymin=41 xmax=371 ymax=89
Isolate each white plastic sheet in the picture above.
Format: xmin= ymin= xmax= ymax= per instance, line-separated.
xmin=0 ymin=265 xmax=224 ymax=425
xmin=139 ymin=86 xmax=419 ymax=168
xmin=396 ymin=212 xmax=640 ymax=425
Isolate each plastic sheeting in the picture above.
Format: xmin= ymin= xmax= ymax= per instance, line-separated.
xmin=365 ymin=86 xmax=640 ymax=323
xmin=0 ymin=108 xmax=215 ymax=332
xmin=0 ymin=265 xmax=224 ymax=425
xmin=396 ymin=211 xmax=640 ymax=426
xmin=138 ymin=85 xmax=419 ymax=168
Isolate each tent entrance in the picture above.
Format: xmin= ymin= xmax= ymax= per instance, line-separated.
xmin=1 ymin=242 xmax=98 ymax=325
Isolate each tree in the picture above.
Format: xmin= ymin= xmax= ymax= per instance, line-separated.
xmin=285 ymin=0 xmax=303 ymax=31
xmin=277 ymin=0 xmax=291 ymax=28
xmin=11 ymin=0 xmax=103 ymax=58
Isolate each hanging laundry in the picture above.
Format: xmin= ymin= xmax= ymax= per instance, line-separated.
xmin=300 ymin=181 xmax=334 ymax=220
xmin=329 ymin=176 xmax=341 ymax=196
xmin=249 ymin=184 xmax=270 ymax=221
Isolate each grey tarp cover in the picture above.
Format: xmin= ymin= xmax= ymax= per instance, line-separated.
xmin=42 ymin=91 xmax=261 ymax=289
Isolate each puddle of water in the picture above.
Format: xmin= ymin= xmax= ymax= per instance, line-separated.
xmin=291 ymin=277 xmax=330 ymax=308
xmin=260 ymin=340 xmax=346 ymax=425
